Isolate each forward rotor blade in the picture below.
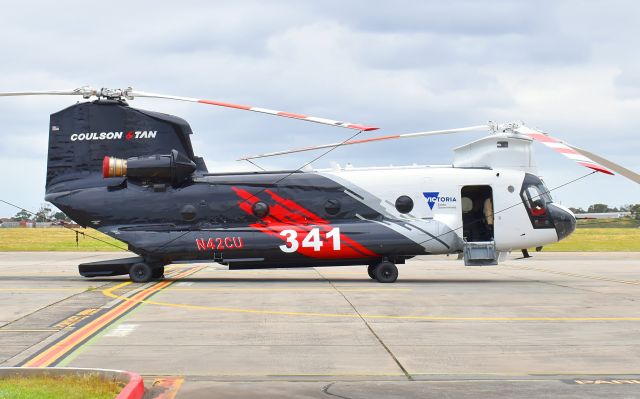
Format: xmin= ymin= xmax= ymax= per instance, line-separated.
xmin=238 ymin=125 xmax=489 ymax=160
xmin=566 ymin=144 xmax=640 ymax=184
xmin=515 ymin=126 xmax=619 ymax=176
xmin=129 ymin=90 xmax=377 ymax=131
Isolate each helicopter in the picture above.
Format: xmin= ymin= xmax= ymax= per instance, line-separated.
xmin=0 ymin=86 xmax=638 ymax=283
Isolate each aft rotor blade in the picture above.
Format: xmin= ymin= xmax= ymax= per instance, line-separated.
xmin=129 ymin=90 xmax=378 ymax=131
xmin=515 ymin=126 xmax=620 ymax=177
xmin=238 ymin=125 xmax=490 ymax=160
xmin=0 ymin=87 xmax=96 ymax=98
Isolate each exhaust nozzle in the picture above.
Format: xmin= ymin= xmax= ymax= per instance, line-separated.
xmin=102 ymin=150 xmax=196 ymax=185
xmin=103 ymin=156 xmax=127 ymax=178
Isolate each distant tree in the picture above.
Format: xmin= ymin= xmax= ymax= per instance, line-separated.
xmin=569 ymin=207 xmax=585 ymax=214
xmin=11 ymin=209 xmax=32 ymax=221
xmin=620 ymin=204 xmax=631 ymax=212
xmin=34 ymin=203 xmax=53 ymax=222
xmin=53 ymin=211 xmax=71 ymax=222
xmin=631 ymin=204 xmax=640 ymax=220
xmin=587 ymin=203 xmax=610 ymax=213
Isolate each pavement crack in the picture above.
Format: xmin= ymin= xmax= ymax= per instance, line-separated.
xmin=322 ymin=382 xmax=352 ymax=399
xmin=314 ymin=268 xmax=414 ymax=381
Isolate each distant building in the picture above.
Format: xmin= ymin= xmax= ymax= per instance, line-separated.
xmin=575 ymin=212 xmax=631 ymax=219
xmin=1 ymin=218 xmax=72 ymax=228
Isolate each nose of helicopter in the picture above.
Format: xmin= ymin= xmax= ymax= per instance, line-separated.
xmin=548 ymin=203 xmax=576 ymax=241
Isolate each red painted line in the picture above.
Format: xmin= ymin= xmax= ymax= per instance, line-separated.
xmin=116 ymin=371 xmax=145 ymax=399
xmin=24 ymin=267 xmax=203 ymax=367
xmin=151 ymin=377 xmax=185 ymax=399
xmin=26 ymin=287 xmax=157 ymax=366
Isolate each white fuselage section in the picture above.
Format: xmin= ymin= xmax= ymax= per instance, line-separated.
xmin=319 ymin=165 xmax=560 ymax=253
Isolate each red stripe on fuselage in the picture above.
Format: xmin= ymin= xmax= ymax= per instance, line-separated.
xmin=232 ymin=187 xmax=377 ymax=258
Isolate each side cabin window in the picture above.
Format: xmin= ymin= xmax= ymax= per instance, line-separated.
xmin=520 ymin=173 xmax=554 ymax=229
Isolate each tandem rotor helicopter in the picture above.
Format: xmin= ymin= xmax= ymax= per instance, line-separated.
xmin=1 ymin=86 xmax=638 ymax=283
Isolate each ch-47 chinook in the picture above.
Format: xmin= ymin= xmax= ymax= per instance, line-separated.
xmin=1 ymin=86 xmax=638 ymax=283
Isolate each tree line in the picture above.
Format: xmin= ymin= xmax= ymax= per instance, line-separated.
xmin=569 ymin=204 xmax=639 ymax=218
xmin=9 ymin=204 xmax=70 ymax=223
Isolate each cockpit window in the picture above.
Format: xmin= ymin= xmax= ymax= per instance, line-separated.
xmin=520 ymin=174 xmax=554 ymax=229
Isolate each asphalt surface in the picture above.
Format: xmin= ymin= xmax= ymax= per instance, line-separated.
xmin=1 ymin=251 xmax=639 ymax=398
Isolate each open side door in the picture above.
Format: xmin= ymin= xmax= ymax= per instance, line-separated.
xmin=461 ymin=185 xmax=498 ymax=266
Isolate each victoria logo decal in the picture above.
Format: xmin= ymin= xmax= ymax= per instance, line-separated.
xmin=423 ymin=192 xmax=457 ymax=210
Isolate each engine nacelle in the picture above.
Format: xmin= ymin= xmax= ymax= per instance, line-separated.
xmin=103 ymin=149 xmax=196 ymax=186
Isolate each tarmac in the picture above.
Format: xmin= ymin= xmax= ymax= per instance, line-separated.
xmin=0 ymin=251 xmax=639 ymax=398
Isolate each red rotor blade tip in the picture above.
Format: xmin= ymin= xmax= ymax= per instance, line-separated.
xmin=346 ymin=124 xmax=379 ymax=131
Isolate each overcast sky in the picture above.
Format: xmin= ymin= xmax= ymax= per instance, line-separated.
xmin=0 ymin=0 xmax=638 ymax=217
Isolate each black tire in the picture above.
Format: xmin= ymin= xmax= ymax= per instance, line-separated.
xmin=367 ymin=264 xmax=377 ymax=279
xmin=374 ymin=261 xmax=398 ymax=283
xmin=129 ymin=262 xmax=153 ymax=283
xmin=152 ymin=266 xmax=165 ymax=279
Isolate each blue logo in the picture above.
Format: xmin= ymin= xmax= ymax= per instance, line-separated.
xmin=423 ymin=192 xmax=457 ymax=210
xmin=423 ymin=192 xmax=439 ymax=210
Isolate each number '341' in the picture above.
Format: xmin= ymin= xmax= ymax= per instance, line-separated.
xmin=279 ymin=227 xmax=341 ymax=253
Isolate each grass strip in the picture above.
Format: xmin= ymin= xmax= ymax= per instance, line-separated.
xmin=0 ymin=374 xmax=124 ymax=399
xmin=0 ymin=228 xmax=124 ymax=251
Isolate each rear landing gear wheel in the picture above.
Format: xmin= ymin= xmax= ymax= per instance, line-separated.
xmin=152 ymin=266 xmax=165 ymax=279
xmin=129 ymin=262 xmax=153 ymax=283
xmin=367 ymin=264 xmax=377 ymax=279
xmin=374 ymin=261 xmax=398 ymax=283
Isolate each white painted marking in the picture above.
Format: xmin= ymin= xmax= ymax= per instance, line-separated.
xmin=175 ymin=282 xmax=194 ymax=287
xmin=105 ymin=324 xmax=138 ymax=337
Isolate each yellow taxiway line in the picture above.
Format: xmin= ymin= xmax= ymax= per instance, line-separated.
xmin=101 ymin=287 xmax=640 ymax=322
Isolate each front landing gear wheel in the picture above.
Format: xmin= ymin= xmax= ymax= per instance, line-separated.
xmin=367 ymin=264 xmax=377 ymax=279
xmin=152 ymin=266 xmax=165 ymax=279
xmin=129 ymin=262 xmax=153 ymax=283
xmin=374 ymin=261 xmax=398 ymax=283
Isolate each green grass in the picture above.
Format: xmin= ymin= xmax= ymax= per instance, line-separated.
xmin=0 ymin=228 xmax=125 ymax=251
xmin=543 ymin=227 xmax=640 ymax=252
xmin=575 ymin=218 xmax=639 ymax=228
xmin=0 ymin=374 xmax=124 ymax=399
